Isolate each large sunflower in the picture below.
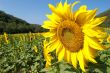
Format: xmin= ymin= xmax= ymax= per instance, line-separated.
xmin=42 ymin=1 xmax=107 ymax=71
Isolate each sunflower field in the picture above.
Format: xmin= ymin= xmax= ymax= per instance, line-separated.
xmin=0 ymin=1 xmax=110 ymax=73
xmin=0 ymin=28 xmax=110 ymax=73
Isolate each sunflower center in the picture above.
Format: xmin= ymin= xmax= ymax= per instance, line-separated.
xmin=62 ymin=28 xmax=74 ymax=42
xmin=58 ymin=20 xmax=84 ymax=52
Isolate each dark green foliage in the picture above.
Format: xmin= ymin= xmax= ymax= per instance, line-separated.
xmin=0 ymin=11 xmax=47 ymax=34
xmin=0 ymin=34 xmax=46 ymax=73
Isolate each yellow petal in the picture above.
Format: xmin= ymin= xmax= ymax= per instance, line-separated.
xmin=82 ymin=16 xmax=106 ymax=30
xmin=89 ymin=16 xmax=107 ymax=28
xmin=77 ymin=50 xmax=86 ymax=72
xmin=45 ymin=61 xmax=51 ymax=68
xmin=48 ymin=40 xmax=61 ymax=52
xmin=79 ymin=5 xmax=87 ymax=11
xmin=86 ymin=8 xmax=97 ymax=21
xmin=46 ymin=54 xmax=52 ymax=62
xmin=83 ymin=37 xmax=97 ymax=63
xmin=64 ymin=1 xmax=68 ymax=8
xmin=58 ymin=2 xmax=71 ymax=18
xmin=94 ymin=27 xmax=107 ymax=38
xmin=64 ymin=49 xmax=71 ymax=63
xmin=76 ymin=12 xmax=88 ymax=25
xmin=42 ymin=20 xmax=57 ymax=29
xmin=56 ymin=43 xmax=62 ymax=55
xmin=82 ymin=29 xmax=96 ymax=37
xmin=57 ymin=2 xmax=63 ymax=8
xmin=48 ymin=4 xmax=56 ymax=13
xmin=85 ymin=35 xmax=105 ymax=50
xmin=58 ymin=47 xmax=65 ymax=61
xmin=74 ymin=5 xmax=87 ymax=20
xmin=42 ymin=31 xmax=56 ymax=38
xmin=71 ymin=52 xmax=78 ymax=68
xmin=84 ymin=29 xmax=106 ymax=38
xmin=46 ymin=13 xmax=61 ymax=23
xmin=48 ymin=4 xmax=63 ymax=18
xmin=48 ymin=37 xmax=57 ymax=46
xmin=71 ymin=1 xmax=80 ymax=10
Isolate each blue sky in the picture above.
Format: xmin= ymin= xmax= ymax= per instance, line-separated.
xmin=0 ymin=0 xmax=110 ymax=25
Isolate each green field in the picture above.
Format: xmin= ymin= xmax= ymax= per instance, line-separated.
xmin=0 ymin=30 xmax=110 ymax=73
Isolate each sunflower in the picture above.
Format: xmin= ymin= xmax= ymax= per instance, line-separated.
xmin=107 ymin=35 xmax=110 ymax=43
xmin=42 ymin=1 xmax=107 ymax=71
xmin=4 ymin=32 xmax=9 ymax=44
xmin=43 ymin=40 xmax=53 ymax=68
xmin=32 ymin=45 xmax=38 ymax=53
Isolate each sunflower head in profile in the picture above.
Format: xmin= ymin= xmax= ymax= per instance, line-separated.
xmin=42 ymin=1 xmax=107 ymax=72
xmin=43 ymin=40 xmax=53 ymax=68
xmin=107 ymin=35 xmax=110 ymax=43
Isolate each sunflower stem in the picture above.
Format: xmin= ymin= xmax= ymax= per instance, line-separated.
xmin=56 ymin=62 xmax=60 ymax=73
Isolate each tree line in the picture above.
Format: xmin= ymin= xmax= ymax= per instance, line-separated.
xmin=0 ymin=11 xmax=47 ymax=34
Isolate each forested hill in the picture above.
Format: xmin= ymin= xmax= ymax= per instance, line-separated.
xmin=0 ymin=11 xmax=45 ymax=34
xmin=97 ymin=9 xmax=110 ymax=27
